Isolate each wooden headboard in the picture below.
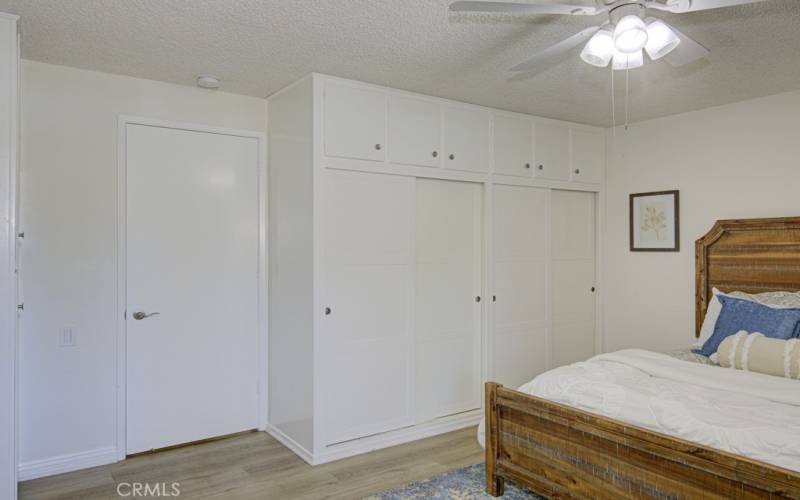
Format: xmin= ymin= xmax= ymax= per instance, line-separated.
xmin=695 ymin=217 xmax=800 ymax=337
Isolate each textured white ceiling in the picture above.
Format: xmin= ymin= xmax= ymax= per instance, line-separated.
xmin=0 ymin=0 xmax=798 ymax=126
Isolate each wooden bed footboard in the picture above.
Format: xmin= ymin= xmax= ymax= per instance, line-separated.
xmin=485 ymin=383 xmax=800 ymax=499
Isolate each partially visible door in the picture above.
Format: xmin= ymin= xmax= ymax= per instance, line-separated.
xmin=492 ymin=185 xmax=549 ymax=388
xmin=126 ymin=123 xmax=260 ymax=454
xmin=321 ymin=170 xmax=414 ymax=445
xmin=550 ymin=189 xmax=596 ymax=368
xmin=415 ymin=178 xmax=482 ymax=422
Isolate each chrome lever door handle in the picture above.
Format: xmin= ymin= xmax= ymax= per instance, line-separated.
xmin=132 ymin=311 xmax=160 ymax=320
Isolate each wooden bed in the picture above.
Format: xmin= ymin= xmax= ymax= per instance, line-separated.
xmin=485 ymin=217 xmax=800 ymax=499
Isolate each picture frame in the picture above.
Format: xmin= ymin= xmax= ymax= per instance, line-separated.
xmin=629 ymin=190 xmax=680 ymax=252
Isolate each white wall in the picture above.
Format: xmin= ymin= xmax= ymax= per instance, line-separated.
xmin=0 ymin=12 xmax=19 ymax=500
xmin=604 ymin=90 xmax=800 ymax=353
xmin=18 ymin=61 xmax=266 ymax=475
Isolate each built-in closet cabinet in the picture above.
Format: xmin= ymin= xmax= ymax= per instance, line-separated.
xmin=491 ymin=185 xmax=549 ymax=388
xmin=268 ymin=74 xmax=603 ymax=466
xmin=387 ymin=95 xmax=441 ymax=168
xmin=442 ymin=105 xmax=491 ymax=173
xmin=534 ymin=121 xmax=571 ymax=181
xmin=324 ymin=81 xmax=386 ymax=162
xmin=570 ymin=129 xmax=605 ymax=184
xmin=493 ymin=114 xmax=533 ymax=177
xmin=415 ymin=179 xmax=483 ymax=423
xmin=321 ymin=170 xmax=415 ymax=445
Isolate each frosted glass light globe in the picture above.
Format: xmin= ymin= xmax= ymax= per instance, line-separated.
xmin=614 ymin=15 xmax=649 ymax=54
xmin=645 ymin=20 xmax=681 ymax=60
xmin=580 ymin=30 xmax=615 ymax=67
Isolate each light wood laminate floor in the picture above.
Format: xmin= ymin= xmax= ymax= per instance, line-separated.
xmin=20 ymin=426 xmax=483 ymax=500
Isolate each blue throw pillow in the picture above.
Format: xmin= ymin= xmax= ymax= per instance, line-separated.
xmin=698 ymin=295 xmax=800 ymax=356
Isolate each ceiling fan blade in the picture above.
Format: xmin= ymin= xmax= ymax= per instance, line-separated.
xmin=449 ymin=1 xmax=603 ymax=16
xmin=645 ymin=0 xmax=769 ymax=13
xmin=509 ymin=26 xmax=600 ymax=71
xmin=663 ymin=25 xmax=710 ymax=66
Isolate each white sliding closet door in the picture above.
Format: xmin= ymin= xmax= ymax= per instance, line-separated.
xmin=321 ymin=170 xmax=414 ymax=445
xmin=550 ymin=190 xmax=597 ymax=368
xmin=415 ymin=179 xmax=482 ymax=422
xmin=492 ymin=185 xmax=549 ymax=388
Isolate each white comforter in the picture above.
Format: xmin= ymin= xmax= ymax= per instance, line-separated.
xmin=478 ymin=349 xmax=800 ymax=472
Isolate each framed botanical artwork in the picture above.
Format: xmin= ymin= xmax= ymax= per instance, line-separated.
xmin=630 ymin=190 xmax=680 ymax=252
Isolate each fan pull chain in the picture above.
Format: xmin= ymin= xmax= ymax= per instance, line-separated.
xmin=611 ymin=63 xmax=616 ymax=139
xmin=625 ymin=66 xmax=630 ymax=131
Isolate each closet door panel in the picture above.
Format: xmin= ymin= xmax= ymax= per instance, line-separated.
xmin=442 ymin=105 xmax=491 ymax=173
xmin=550 ymin=189 xmax=596 ymax=369
xmin=552 ymin=260 xmax=595 ymax=324
xmin=322 ymin=170 xmax=414 ymax=445
xmin=388 ymin=95 xmax=441 ymax=168
xmin=493 ymin=114 xmax=533 ymax=177
xmin=570 ymin=129 xmax=604 ymax=184
xmin=552 ymin=322 xmax=596 ymax=368
xmin=324 ymin=82 xmax=386 ymax=162
xmin=415 ymin=179 xmax=482 ymax=422
xmin=492 ymin=185 xmax=549 ymax=388
xmin=534 ymin=122 xmax=570 ymax=180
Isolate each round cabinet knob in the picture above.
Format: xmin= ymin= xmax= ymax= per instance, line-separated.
xmin=475 ymin=296 xmax=481 ymax=303
xmin=449 ymin=154 xmax=455 ymax=160
xmin=525 ymin=163 xmax=531 ymax=169
xmin=492 ymin=295 xmax=497 ymax=302
xmin=537 ymin=164 xmax=544 ymax=170
xmin=574 ymin=168 xmax=581 ymax=175
xmin=432 ymin=151 xmax=438 ymax=158
xmin=375 ymin=143 xmax=382 ymax=150
xmin=591 ymin=286 xmax=596 ymax=292
xmin=324 ymin=307 xmax=332 ymax=315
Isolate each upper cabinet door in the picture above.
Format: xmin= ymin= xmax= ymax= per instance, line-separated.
xmin=493 ymin=114 xmax=533 ymax=177
xmin=533 ymin=121 xmax=570 ymax=181
xmin=324 ymin=82 xmax=386 ymax=162
xmin=388 ymin=95 xmax=441 ymax=168
xmin=570 ymin=129 xmax=604 ymax=184
xmin=442 ymin=105 xmax=491 ymax=173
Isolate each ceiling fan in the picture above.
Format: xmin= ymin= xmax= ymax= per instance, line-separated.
xmin=450 ymin=0 xmax=770 ymax=71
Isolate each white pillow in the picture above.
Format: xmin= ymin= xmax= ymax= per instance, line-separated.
xmin=695 ymin=288 xmax=800 ymax=348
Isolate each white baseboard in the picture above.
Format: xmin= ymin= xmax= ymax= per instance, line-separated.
xmin=266 ymin=425 xmax=314 ymax=464
xmin=18 ymin=446 xmax=118 ymax=481
xmin=310 ymin=410 xmax=482 ymax=465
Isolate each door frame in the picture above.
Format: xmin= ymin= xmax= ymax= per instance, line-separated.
xmin=115 ymin=116 xmax=268 ymax=460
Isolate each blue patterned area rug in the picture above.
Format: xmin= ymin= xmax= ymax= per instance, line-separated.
xmin=365 ymin=462 xmax=543 ymax=499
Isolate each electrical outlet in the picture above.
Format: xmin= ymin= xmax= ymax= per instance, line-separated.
xmin=59 ymin=327 xmax=76 ymax=347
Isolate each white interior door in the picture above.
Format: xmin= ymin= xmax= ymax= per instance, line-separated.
xmin=126 ymin=123 xmax=260 ymax=454
xmin=550 ymin=189 xmax=596 ymax=368
xmin=415 ymin=179 xmax=482 ymax=422
xmin=492 ymin=185 xmax=549 ymax=388
xmin=322 ymin=170 xmax=414 ymax=445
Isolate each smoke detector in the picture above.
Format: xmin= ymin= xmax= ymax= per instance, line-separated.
xmin=196 ymin=74 xmax=221 ymax=89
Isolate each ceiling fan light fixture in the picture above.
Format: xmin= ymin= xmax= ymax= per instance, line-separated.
xmin=644 ymin=20 xmax=681 ymax=60
xmin=580 ymin=29 xmax=615 ymax=67
xmin=613 ymin=15 xmax=649 ymax=54
xmin=612 ymin=49 xmax=644 ymax=71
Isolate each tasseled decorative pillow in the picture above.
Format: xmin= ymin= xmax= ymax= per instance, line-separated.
xmin=717 ymin=331 xmax=800 ymax=379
